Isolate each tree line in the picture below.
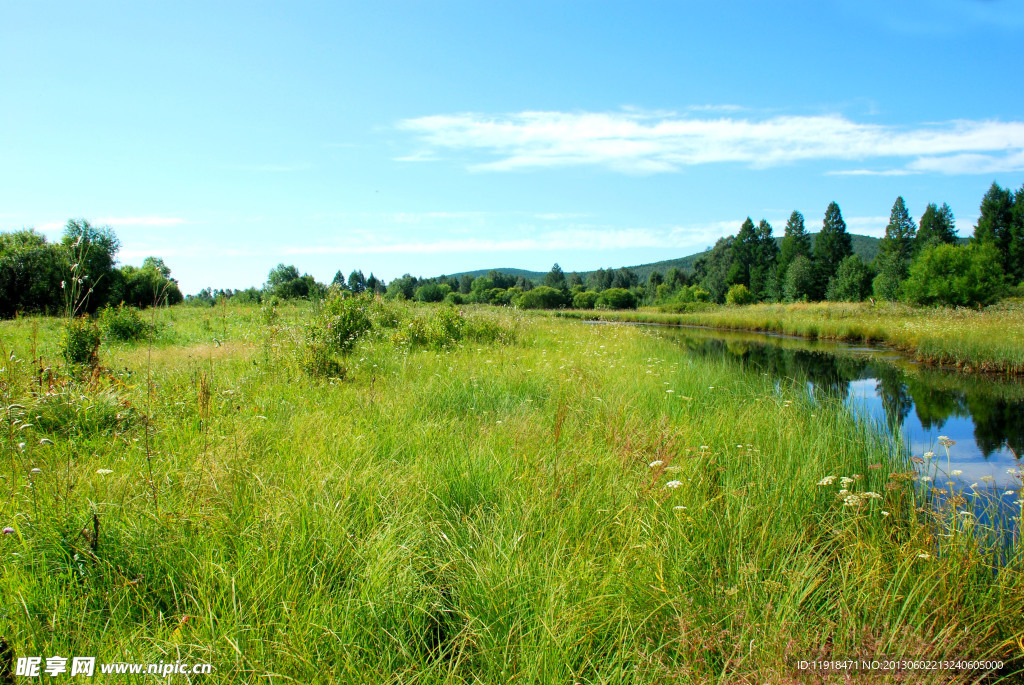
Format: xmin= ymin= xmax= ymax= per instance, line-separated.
xmin=0 ymin=220 xmax=183 ymax=318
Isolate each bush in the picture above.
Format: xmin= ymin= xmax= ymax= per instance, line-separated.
xmin=572 ymin=290 xmax=599 ymax=309
xmin=61 ymin=317 xmax=101 ymax=366
xmin=783 ymin=255 xmax=815 ymax=302
xmin=827 ymin=255 xmax=874 ymax=302
xmin=415 ymin=283 xmax=450 ymax=303
xmin=901 ymin=243 xmax=1007 ymax=307
xmin=596 ymin=288 xmax=637 ymax=310
xmin=302 ymin=343 xmax=346 ymax=378
xmin=307 ymin=295 xmax=373 ymax=355
xmin=725 ymin=284 xmax=754 ymax=306
xmin=443 ymin=292 xmax=464 ymax=306
xmin=519 ymin=286 xmax=568 ymax=310
xmin=99 ymin=304 xmax=149 ymax=341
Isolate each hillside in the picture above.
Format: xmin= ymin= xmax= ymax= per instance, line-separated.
xmin=446 ymin=233 xmax=882 ymax=284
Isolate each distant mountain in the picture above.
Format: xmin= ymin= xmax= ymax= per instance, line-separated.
xmin=446 ymin=233 xmax=882 ymax=284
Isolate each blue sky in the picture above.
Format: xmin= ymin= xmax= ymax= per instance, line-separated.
xmin=3 ymin=1 xmax=1023 ymax=293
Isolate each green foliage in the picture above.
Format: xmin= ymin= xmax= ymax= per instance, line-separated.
xmin=778 ymin=210 xmax=811 ymax=279
xmin=60 ymin=316 xmax=102 ymax=366
xmin=595 ymin=287 xmax=637 ymax=309
xmin=111 ymin=257 xmax=184 ymax=308
xmin=916 ymin=202 xmax=957 ymax=252
xmin=0 ymin=229 xmax=64 ymax=317
xmin=694 ymin=236 xmax=733 ymax=303
xmin=725 ymin=283 xmax=754 ymax=305
xmin=813 ymin=202 xmax=853 ymax=298
xmin=543 ymin=263 xmax=567 ymax=291
xmin=386 ymin=274 xmax=417 ymax=300
xmin=443 ymin=292 xmax=464 ymax=305
xmin=308 ymin=295 xmax=373 ymax=355
xmin=572 ymin=290 xmax=599 ymax=309
xmin=783 ymin=255 xmax=816 ymax=302
xmin=826 ymin=255 xmax=874 ymax=302
xmin=267 ymin=264 xmax=324 ymax=300
xmin=61 ymin=219 xmax=121 ymax=313
xmin=519 ymin=286 xmax=568 ymax=309
xmin=901 ymin=243 xmax=1007 ymax=307
xmin=414 ymin=283 xmax=451 ymax=303
xmin=98 ymin=304 xmax=150 ymax=342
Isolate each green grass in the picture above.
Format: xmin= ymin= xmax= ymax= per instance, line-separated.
xmin=556 ymin=300 xmax=1024 ymax=375
xmin=1 ymin=301 xmax=1022 ymax=683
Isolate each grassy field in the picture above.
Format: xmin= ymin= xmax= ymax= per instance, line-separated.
xmin=555 ymin=300 xmax=1024 ymax=376
xmin=1 ymin=301 xmax=1022 ymax=683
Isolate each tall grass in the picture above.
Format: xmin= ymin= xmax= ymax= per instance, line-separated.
xmin=0 ymin=302 xmax=1021 ymax=682
xmin=555 ymin=300 xmax=1024 ymax=375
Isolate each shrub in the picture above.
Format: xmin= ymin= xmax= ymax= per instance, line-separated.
xmin=302 ymin=343 xmax=346 ymax=378
xmin=307 ymin=295 xmax=373 ymax=356
xmin=901 ymin=243 xmax=1007 ymax=307
xmin=572 ymin=290 xmax=599 ymax=309
xmin=415 ymin=283 xmax=450 ymax=303
xmin=783 ymin=255 xmax=815 ymax=302
xmin=519 ymin=286 xmax=567 ymax=310
xmin=443 ymin=292 xmax=464 ymax=305
xmin=99 ymin=304 xmax=149 ymax=341
xmin=827 ymin=255 xmax=874 ymax=302
xmin=61 ymin=317 xmax=102 ymax=366
xmin=725 ymin=284 xmax=754 ymax=306
xmin=596 ymin=288 xmax=637 ymax=310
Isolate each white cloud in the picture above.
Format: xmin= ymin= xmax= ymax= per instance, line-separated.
xmin=397 ymin=110 xmax=1024 ymax=175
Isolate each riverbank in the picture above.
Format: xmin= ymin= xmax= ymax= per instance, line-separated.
xmin=1 ymin=304 xmax=1022 ymax=681
xmin=554 ymin=300 xmax=1024 ymax=375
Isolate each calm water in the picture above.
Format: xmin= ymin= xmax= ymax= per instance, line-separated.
xmin=653 ymin=325 xmax=1024 ymax=491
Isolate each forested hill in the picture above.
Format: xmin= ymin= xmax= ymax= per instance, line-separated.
xmin=447 ymin=233 xmax=881 ymax=283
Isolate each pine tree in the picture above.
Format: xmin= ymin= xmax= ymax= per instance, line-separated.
xmin=544 ymin=263 xmax=567 ymax=291
xmin=915 ymin=203 xmax=957 ymax=252
xmin=728 ymin=218 xmax=758 ymax=288
xmin=778 ymin=211 xmax=811 ymax=279
xmin=750 ymin=219 xmax=779 ymax=300
xmin=974 ymin=181 xmax=1014 ymax=275
xmin=1010 ymin=185 xmax=1024 ymax=284
xmin=813 ymin=202 xmax=852 ymax=299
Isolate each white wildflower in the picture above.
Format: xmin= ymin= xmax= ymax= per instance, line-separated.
xmin=649 ymin=460 xmax=664 ymax=468
xmin=96 ymin=469 xmax=113 ymax=475
xmin=817 ymin=476 xmax=837 ymax=486
xmin=665 ymin=480 xmax=682 ymax=489
xmin=950 ymin=469 xmax=963 ymax=476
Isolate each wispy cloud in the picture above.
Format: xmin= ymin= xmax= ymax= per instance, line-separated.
xmin=397 ymin=110 xmax=1024 ymax=175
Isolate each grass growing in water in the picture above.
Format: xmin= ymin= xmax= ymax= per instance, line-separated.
xmin=0 ymin=301 xmax=1022 ymax=683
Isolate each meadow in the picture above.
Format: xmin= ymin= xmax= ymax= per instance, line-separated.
xmin=554 ymin=300 xmax=1024 ymax=376
xmin=1 ymin=300 xmax=1022 ymax=683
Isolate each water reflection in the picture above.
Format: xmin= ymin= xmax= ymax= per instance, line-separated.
xmin=657 ymin=326 xmax=1024 ymax=488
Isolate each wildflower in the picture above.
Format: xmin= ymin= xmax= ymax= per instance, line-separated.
xmin=920 ymin=476 xmax=932 ymax=482
xmin=980 ymin=476 xmax=995 ymax=482
xmin=837 ymin=488 xmax=849 ymax=496
xmin=673 ymin=505 xmax=686 ymax=510
xmin=917 ymin=553 xmax=931 ymax=559
xmin=868 ymin=463 xmax=882 ymax=470
xmin=817 ymin=476 xmax=837 ymax=486
xmin=950 ymin=469 xmax=963 ymax=476
xmin=1014 ymin=500 xmax=1024 ymax=506
xmin=2 ymin=527 xmax=13 ymax=535
xmin=1004 ymin=490 xmax=1016 ymax=497
xmin=839 ymin=476 xmax=855 ymax=485
xmin=666 ymin=389 xmax=674 ymax=393
xmin=39 ymin=438 xmax=53 ymax=446
xmin=862 ymin=491 xmax=883 ymax=500
xmin=665 ymin=480 xmax=682 ymax=489
xmin=969 ymin=483 xmax=978 ymax=489
xmin=30 ymin=468 xmax=41 ymax=475
xmin=649 ymin=460 xmax=664 ymax=468
xmin=923 ymin=451 xmax=935 ymax=459
xmin=96 ymin=469 xmax=113 ymax=475
xmin=17 ymin=442 xmax=25 ymax=451
xmin=881 ymin=510 xmax=890 ymax=517
xmin=700 ymin=445 xmax=709 ymax=450
xmin=843 ymin=495 xmax=862 ymax=507
xmin=911 ymin=456 xmax=924 ymax=464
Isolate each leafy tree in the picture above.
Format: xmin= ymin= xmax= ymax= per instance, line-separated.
xmin=518 ymin=286 xmax=567 ymax=309
xmin=458 ymin=274 xmax=474 ymax=294
xmin=783 ymin=255 xmax=815 ymax=302
xmin=902 ymin=243 xmax=1006 ymax=307
xmin=647 ymin=270 xmax=664 ymax=288
xmin=385 ymin=274 xmax=417 ymax=300
xmin=826 ymin=255 xmax=873 ymax=302
xmin=112 ymin=257 xmax=184 ymax=307
xmin=915 ymin=203 xmax=957 ymax=252
xmin=725 ymin=283 xmax=754 ymax=305
xmin=572 ymin=290 xmax=598 ymax=309
xmin=665 ymin=266 xmax=686 ymax=289
xmin=514 ymin=275 xmax=534 ymax=291
xmin=778 ymin=210 xmax=811 ymax=278
xmin=873 ymin=197 xmax=917 ymax=301
xmin=62 ymin=219 xmax=121 ymax=313
xmin=813 ymin=202 xmax=853 ymax=299
xmin=267 ymin=264 xmax=300 ymax=289
xmin=596 ymin=288 xmax=637 ymax=309
xmin=0 ymin=229 xmax=64 ymax=317
xmin=544 ymin=263 xmax=567 ymax=291
xmin=610 ymin=267 xmax=638 ymax=289
xmin=415 ymin=282 xmax=450 ymax=302
xmin=567 ymin=271 xmax=584 ymax=289
xmin=588 ymin=268 xmax=613 ymax=291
